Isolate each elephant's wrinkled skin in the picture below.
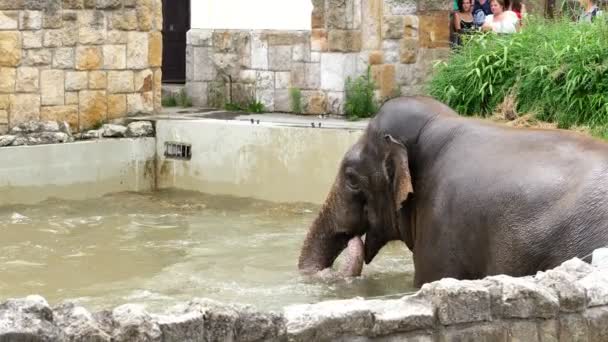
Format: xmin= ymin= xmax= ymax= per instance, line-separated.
xmin=298 ymin=96 xmax=608 ymax=287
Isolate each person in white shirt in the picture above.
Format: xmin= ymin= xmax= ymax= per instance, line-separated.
xmin=481 ymin=0 xmax=520 ymax=34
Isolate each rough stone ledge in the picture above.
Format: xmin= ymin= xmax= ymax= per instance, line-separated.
xmin=0 ymin=259 xmax=606 ymax=341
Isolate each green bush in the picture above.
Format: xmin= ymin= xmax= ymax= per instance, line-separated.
xmin=344 ymin=66 xmax=379 ymax=120
xmin=428 ymin=16 xmax=608 ymax=131
xmin=289 ymin=87 xmax=303 ymax=113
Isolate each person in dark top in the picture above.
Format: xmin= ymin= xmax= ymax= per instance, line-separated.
xmin=453 ymin=0 xmax=476 ymax=45
xmin=473 ymin=0 xmax=493 ymax=27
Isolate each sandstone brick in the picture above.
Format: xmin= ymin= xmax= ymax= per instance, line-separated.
xmin=369 ymin=50 xmax=384 ymax=65
xmin=79 ymin=90 xmax=107 ymax=130
xmin=291 ymin=62 xmax=320 ymax=90
xmin=84 ymin=0 xmax=95 ymax=8
xmin=419 ymin=11 xmax=451 ymax=49
xmin=43 ymin=30 xmax=63 ymax=47
xmin=52 ymin=47 xmax=74 ymax=69
xmin=383 ymin=15 xmax=404 ymax=39
xmin=262 ymin=32 xmax=306 ymax=47
xmin=154 ymin=0 xmax=162 ymax=29
xmin=107 ymin=94 xmax=126 ymax=119
xmin=65 ymin=71 xmax=88 ymax=91
xmin=79 ymin=27 xmax=106 ymax=45
xmin=153 ymin=68 xmax=161 ymax=110
xmin=110 ymin=9 xmax=138 ymax=30
xmin=0 ymin=94 xmax=9 ymax=109
xmin=0 ymin=109 xmax=7 ymax=126
xmin=401 ymin=37 xmax=418 ymax=64
xmin=303 ymin=91 xmax=327 ymax=114
xmin=11 ymin=94 xmax=41 ymax=125
xmin=40 ymin=105 xmax=78 ymax=129
xmin=539 ymin=320 xmax=558 ymax=342
xmin=65 ymin=91 xmax=78 ymax=105
xmin=19 ymin=10 xmax=42 ymax=29
xmin=107 ymin=30 xmax=128 ymax=44
xmin=0 ymin=67 xmax=16 ymax=92
xmin=274 ymin=89 xmax=290 ymax=112
xmin=186 ymin=82 xmax=208 ymax=107
xmin=135 ymin=69 xmax=153 ymax=92
xmin=89 ymin=70 xmax=106 ymax=89
xmin=327 ymin=91 xmax=344 ymax=114
xmin=41 ymin=70 xmax=65 ymax=106
xmin=192 ymin=47 xmax=215 ymax=81
xmin=108 ymin=71 xmax=134 ymax=93
xmin=311 ymin=0 xmax=325 ymax=29
xmin=22 ymin=31 xmax=43 ymax=49
xmin=326 ymin=0 xmax=348 ymax=29
xmin=0 ymin=11 xmax=18 ymax=29
xmin=60 ymin=22 xmax=78 ymax=46
xmin=0 ymin=0 xmax=24 ymax=10
xmin=251 ymin=34 xmax=268 ymax=69
xmin=23 ymin=49 xmax=51 ymax=66
xmin=404 ymin=15 xmax=419 ymax=37
xmin=0 ymin=31 xmax=21 ymax=66
xmin=16 ymin=67 xmax=38 ymax=92
xmin=127 ymin=32 xmax=148 ymax=69
xmin=328 ymin=30 xmax=361 ymax=52
xmin=76 ymin=46 xmax=102 ymax=70
xmin=418 ymin=0 xmax=453 ymax=11
xmin=275 ymin=72 xmax=291 ymax=89
xmin=148 ymin=31 xmax=162 ymax=67
xmin=361 ymin=0 xmax=383 ymax=50
xmin=385 ymin=0 xmax=417 ymax=15
xmin=103 ymin=45 xmax=126 ymax=69
xmin=137 ymin=0 xmax=154 ymax=31
xmin=320 ymin=53 xmax=357 ymax=92
xmin=96 ymin=0 xmax=121 ymax=9
xmin=63 ymin=0 xmax=84 ymax=9
xmin=311 ymin=29 xmax=328 ymax=52
xmin=127 ymin=91 xmax=153 ymax=114
xmin=268 ymin=46 xmax=292 ymax=71
xmin=42 ymin=3 xmax=63 ymax=29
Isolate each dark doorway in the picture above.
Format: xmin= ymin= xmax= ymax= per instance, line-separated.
xmin=162 ymin=0 xmax=190 ymax=83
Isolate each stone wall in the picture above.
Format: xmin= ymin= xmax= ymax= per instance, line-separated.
xmin=186 ymin=0 xmax=451 ymax=115
xmin=1 ymin=257 xmax=607 ymax=341
xmin=0 ymin=0 xmax=162 ymax=134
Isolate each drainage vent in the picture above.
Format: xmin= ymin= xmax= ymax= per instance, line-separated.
xmin=165 ymin=142 xmax=192 ymax=160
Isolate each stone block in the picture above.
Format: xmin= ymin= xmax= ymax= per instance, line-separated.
xmin=212 ymin=53 xmax=239 ymax=79
xmin=361 ymin=0 xmax=383 ymax=50
xmin=135 ymin=70 xmax=153 ymax=92
xmin=42 ymin=30 xmax=63 ymax=48
xmin=19 ymin=10 xmax=42 ymax=29
xmin=0 ymin=67 xmax=15 ymax=92
xmin=321 ymin=53 xmax=358 ymax=92
xmin=127 ymin=91 xmax=153 ymax=114
xmin=578 ymin=271 xmax=608 ymax=307
xmin=11 ymin=94 xmax=41 ymax=125
xmin=328 ymin=30 xmax=361 ymax=52
xmin=368 ymin=297 xmax=436 ymax=336
xmin=89 ymin=70 xmax=106 ymax=89
xmin=263 ymin=31 xmax=307 ymax=46
xmin=42 ymin=4 xmax=63 ymax=29
xmin=65 ymin=71 xmax=88 ymax=91
xmin=509 ymin=321 xmax=539 ymax=342
xmin=154 ymin=68 xmax=161 ymax=110
xmin=385 ymin=0 xmax=417 ymax=15
xmin=0 ymin=0 xmax=24 ymax=9
xmin=488 ymin=275 xmax=559 ymax=319
xmin=538 ymin=319 xmax=558 ymax=342
xmin=239 ymin=70 xmax=256 ymax=84
xmin=311 ymin=0 xmax=325 ymax=28
xmin=136 ymin=0 xmax=154 ymax=30
xmin=250 ymin=34 xmax=269 ymax=69
xmin=421 ymin=278 xmax=491 ymax=325
xmin=213 ymin=30 xmax=250 ymax=53
xmin=0 ymin=109 xmax=7 ymax=125
xmin=292 ymin=43 xmax=311 ymax=62
xmin=327 ymin=91 xmax=344 ymax=114
xmin=383 ymin=16 xmax=404 ymax=39
xmin=63 ymin=0 xmax=84 ymax=9
xmin=149 ymin=32 xmax=162 ymax=67
xmin=76 ymin=46 xmax=102 ymax=70
xmin=52 ymin=48 xmax=75 ymax=70
xmin=110 ymin=9 xmax=138 ymax=30
xmin=401 ymin=37 xmax=419 ymax=64
xmin=0 ymin=11 xmax=18 ymax=29
xmin=419 ymin=11 xmax=451 ymax=48
xmin=369 ymin=50 xmax=384 ymax=65
xmin=274 ymin=89 xmax=290 ymax=112
xmin=396 ymin=63 xmax=418 ymax=86
xmin=256 ymin=71 xmax=274 ymax=91
xmin=291 ymin=62 xmax=321 ymax=90
xmin=275 ymin=72 xmax=291 ymax=89
xmin=187 ymin=29 xmax=213 ymax=47
xmin=440 ymin=323 xmax=508 ymax=342
xmin=108 ymin=30 xmax=128 ymax=44
xmin=127 ymin=32 xmax=149 ymax=69
xmin=560 ymin=314 xmax=588 ymax=341
xmin=326 ymin=0 xmax=348 ymax=29
xmin=302 ymin=90 xmax=327 ymax=114
xmin=79 ymin=90 xmax=107 ymax=130
xmin=186 ymin=82 xmax=207 ymax=107
xmin=553 ymin=258 xmax=595 ymax=280
xmin=60 ymin=22 xmax=78 ymax=46
xmin=79 ymin=27 xmax=105 ymax=45
xmin=40 ymin=105 xmax=78 ymax=128
xmin=107 ymin=71 xmax=134 ymax=93
xmin=103 ymin=45 xmax=126 ymax=70
xmin=256 ymin=89 xmax=274 ymax=112
xmin=22 ymin=31 xmax=43 ymax=49
xmin=418 ymin=0 xmax=453 ymax=11
xmin=383 ymin=39 xmax=401 ymax=64
xmin=0 ymin=31 xmax=21 ymax=66
xmin=311 ymin=29 xmax=328 ymax=52
xmin=65 ymin=91 xmax=78 ymax=105
xmin=268 ymin=46 xmax=293 ymax=71
xmin=206 ymin=81 xmax=227 ymax=108
xmin=191 ymin=47 xmax=215 ymax=81
xmin=16 ymin=67 xmax=38 ymax=92
xmin=311 ymin=52 xmax=321 ymax=62
xmin=0 ymin=94 xmax=9 ymax=109
xmin=96 ymin=0 xmax=120 ymax=9
xmin=108 ymin=94 xmax=126 ymax=119
xmin=24 ymin=49 xmax=51 ymax=66
xmin=585 ymin=307 xmax=608 ymax=342
xmin=404 ymin=15 xmax=419 ymax=37
xmin=41 ymin=70 xmax=65 ymax=106
xmin=231 ymin=83 xmax=255 ymax=107
xmin=535 ymin=269 xmax=587 ymax=313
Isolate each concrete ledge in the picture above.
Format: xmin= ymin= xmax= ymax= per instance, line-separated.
xmin=155 ymin=118 xmax=363 ymax=205
xmin=1 ymin=257 xmax=606 ymax=341
xmin=0 ymin=138 xmax=156 ymax=206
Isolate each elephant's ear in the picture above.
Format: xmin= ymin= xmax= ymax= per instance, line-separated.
xmin=384 ymin=134 xmax=414 ymax=210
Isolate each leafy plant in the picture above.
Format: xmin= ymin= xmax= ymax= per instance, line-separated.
xmin=344 ymin=66 xmax=379 ymax=120
xmin=289 ymin=87 xmax=303 ymax=114
xmin=247 ymin=100 xmax=265 ymax=113
xmin=162 ymin=89 xmax=192 ymax=108
xmin=161 ymin=95 xmax=177 ymax=107
xmin=224 ymin=102 xmax=243 ymax=111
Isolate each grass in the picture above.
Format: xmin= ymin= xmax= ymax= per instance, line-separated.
xmin=224 ymin=99 xmax=265 ymax=113
xmin=289 ymin=87 xmax=303 ymax=114
xmin=344 ymin=66 xmax=379 ymax=120
xmin=162 ymin=89 xmax=193 ymax=108
xmin=428 ymin=15 xmax=608 ymax=139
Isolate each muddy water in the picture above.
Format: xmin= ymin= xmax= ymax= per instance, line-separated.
xmin=0 ymin=190 xmax=415 ymax=312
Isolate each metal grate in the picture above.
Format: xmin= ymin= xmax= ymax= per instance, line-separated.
xmin=165 ymin=142 xmax=192 ymax=160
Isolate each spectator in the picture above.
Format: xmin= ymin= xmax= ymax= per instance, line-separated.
xmin=578 ymin=0 xmax=603 ymax=22
xmin=509 ymin=0 xmax=527 ymax=20
xmin=473 ymin=0 xmax=493 ymax=27
xmin=453 ymin=0 xmax=476 ymax=45
xmin=482 ymin=0 xmax=519 ymax=33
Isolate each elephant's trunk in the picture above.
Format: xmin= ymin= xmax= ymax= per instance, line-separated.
xmin=298 ymin=192 xmax=349 ymax=274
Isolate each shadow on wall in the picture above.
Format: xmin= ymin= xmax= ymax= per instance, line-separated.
xmin=191 ymin=0 xmax=313 ymax=30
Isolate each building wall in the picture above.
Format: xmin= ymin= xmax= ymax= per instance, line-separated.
xmin=0 ymin=0 xmax=163 ymax=134
xmin=185 ymin=0 xmax=452 ymax=115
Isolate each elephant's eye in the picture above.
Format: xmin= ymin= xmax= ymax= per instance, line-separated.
xmin=345 ymin=171 xmax=360 ymax=190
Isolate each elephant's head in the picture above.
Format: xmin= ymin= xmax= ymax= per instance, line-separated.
xmin=297 ymin=131 xmax=414 ymax=276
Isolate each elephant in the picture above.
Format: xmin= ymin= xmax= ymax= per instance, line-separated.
xmin=297 ymin=95 xmax=608 ymax=287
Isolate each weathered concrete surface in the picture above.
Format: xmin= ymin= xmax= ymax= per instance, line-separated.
xmin=0 ymin=257 xmax=606 ymax=341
